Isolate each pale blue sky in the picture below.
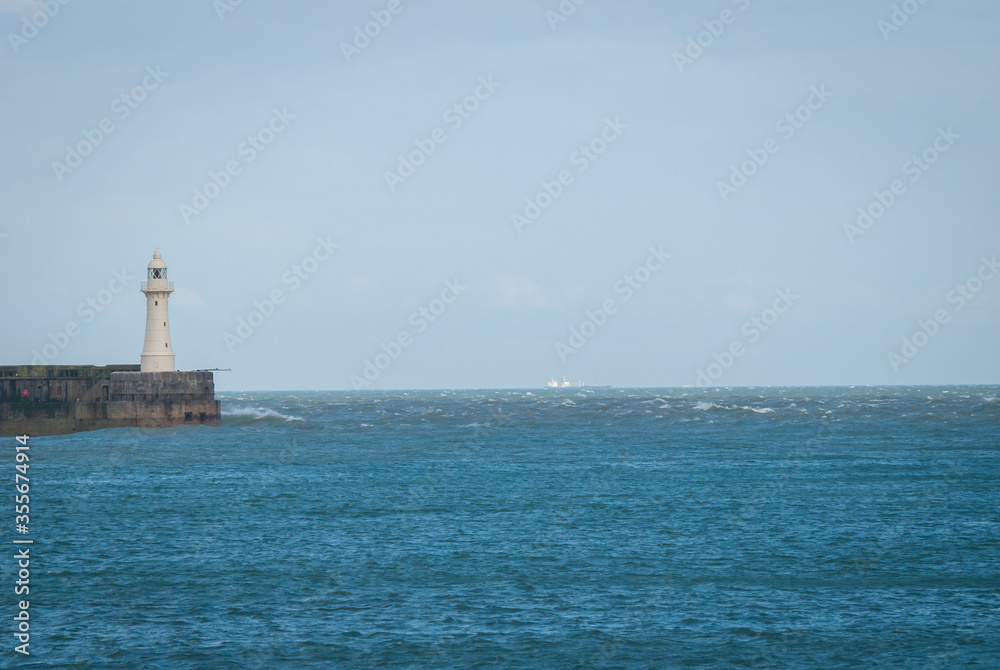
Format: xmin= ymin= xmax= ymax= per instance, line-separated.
xmin=2 ymin=0 xmax=998 ymax=390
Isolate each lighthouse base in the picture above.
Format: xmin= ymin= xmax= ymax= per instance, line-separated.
xmin=141 ymin=353 xmax=176 ymax=372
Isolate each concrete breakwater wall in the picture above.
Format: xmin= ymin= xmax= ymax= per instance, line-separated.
xmin=0 ymin=366 xmax=221 ymax=436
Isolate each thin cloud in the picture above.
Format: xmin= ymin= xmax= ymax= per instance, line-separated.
xmin=0 ymin=0 xmax=43 ymax=17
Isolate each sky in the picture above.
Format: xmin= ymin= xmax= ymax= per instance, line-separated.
xmin=1 ymin=0 xmax=998 ymax=391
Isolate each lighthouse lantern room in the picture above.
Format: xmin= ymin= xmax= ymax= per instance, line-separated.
xmin=140 ymin=250 xmax=176 ymax=372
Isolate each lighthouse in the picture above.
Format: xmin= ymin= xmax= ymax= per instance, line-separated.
xmin=140 ymin=250 xmax=175 ymax=372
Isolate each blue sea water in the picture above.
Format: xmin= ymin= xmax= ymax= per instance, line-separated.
xmin=13 ymin=387 xmax=1000 ymax=668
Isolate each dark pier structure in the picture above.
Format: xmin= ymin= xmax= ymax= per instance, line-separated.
xmin=0 ymin=365 xmax=221 ymax=436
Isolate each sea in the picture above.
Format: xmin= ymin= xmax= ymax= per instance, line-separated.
xmin=15 ymin=387 xmax=1000 ymax=668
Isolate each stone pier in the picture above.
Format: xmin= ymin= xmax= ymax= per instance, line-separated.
xmin=0 ymin=365 xmax=221 ymax=436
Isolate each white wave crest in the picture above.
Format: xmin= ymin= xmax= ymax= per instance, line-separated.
xmin=224 ymin=407 xmax=304 ymax=422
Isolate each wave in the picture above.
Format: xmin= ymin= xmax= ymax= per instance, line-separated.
xmin=223 ymin=407 xmax=305 ymax=423
xmin=738 ymin=406 xmax=776 ymax=414
xmin=693 ymin=401 xmax=775 ymax=414
xmin=977 ymin=396 xmax=1000 ymax=412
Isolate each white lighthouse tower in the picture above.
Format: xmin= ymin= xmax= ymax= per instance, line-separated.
xmin=140 ymin=250 xmax=176 ymax=372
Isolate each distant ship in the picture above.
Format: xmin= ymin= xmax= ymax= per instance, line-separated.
xmin=546 ymin=378 xmax=611 ymax=389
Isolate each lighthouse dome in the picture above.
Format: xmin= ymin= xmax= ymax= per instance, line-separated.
xmin=148 ymin=250 xmax=167 ymax=270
